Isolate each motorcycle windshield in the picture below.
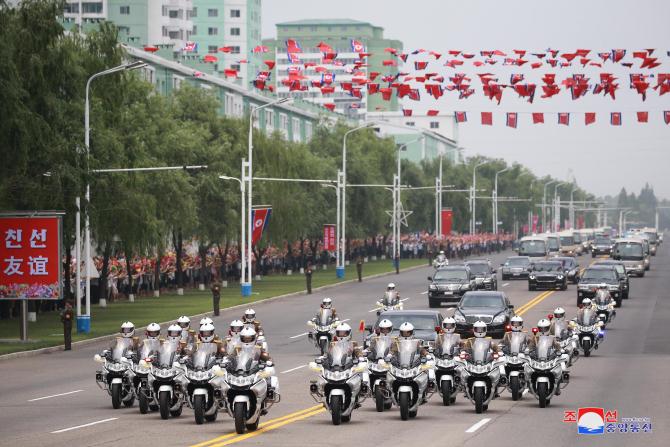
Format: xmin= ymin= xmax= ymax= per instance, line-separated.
xmin=317 ymin=308 xmax=333 ymax=326
xmin=229 ymin=345 xmax=260 ymax=374
xmin=508 ymin=333 xmax=526 ymax=355
xmin=111 ymin=338 xmax=133 ymax=361
xmin=437 ymin=334 xmax=459 ymax=357
xmin=326 ymin=341 xmax=353 ymax=370
xmin=553 ymin=321 xmax=569 ymax=340
xmin=471 ymin=338 xmax=491 ymax=364
xmin=192 ymin=343 xmax=218 ymax=369
xmin=157 ymin=341 xmax=179 ymax=368
xmin=371 ymin=336 xmax=392 ymax=359
xmin=395 ymin=339 xmax=421 ymax=368
xmin=383 ymin=291 xmax=398 ymax=306
xmin=140 ymin=339 xmax=160 ymax=359
xmin=595 ymin=294 xmax=610 ymax=305
xmin=578 ymin=309 xmax=598 ymax=325
xmin=535 ymin=336 xmax=555 ymax=360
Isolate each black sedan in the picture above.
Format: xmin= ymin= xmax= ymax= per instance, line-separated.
xmin=500 ymin=256 xmax=532 ymax=280
xmin=594 ymin=260 xmax=630 ymax=299
xmin=427 ymin=266 xmax=475 ymax=307
xmin=453 ymin=292 xmax=514 ymax=339
xmin=577 ymin=266 xmax=623 ymax=307
xmin=528 ymin=261 xmax=568 ymax=291
xmin=591 ymin=236 xmax=614 ymax=257
xmin=364 ymin=310 xmax=443 ymax=346
xmin=553 ymin=256 xmax=581 ymax=283
xmin=465 ymin=260 xmax=498 ymax=290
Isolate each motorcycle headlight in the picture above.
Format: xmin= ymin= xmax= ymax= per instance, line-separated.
xmin=493 ymin=314 xmax=506 ymax=324
xmin=154 ymin=367 xmax=176 ymax=379
xmin=429 ymin=284 xmax=437 ymax=290
xmin=454 ymin=314 xmax=466 ymax=323
xmin=106 ymin=362 xmax=127 ymax=372
xmin=187 ymin=370 xmax=213 ymax=381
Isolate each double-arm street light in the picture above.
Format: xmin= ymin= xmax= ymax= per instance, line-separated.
xmin=493 ymin=167 xmax=510 ymax=234
xmin=553 ymin=182 xmax=566 ymax=232
xmin=470 ymin=160 xmax=490 ymax=234
xmin=393 ymin=137 xmax=424 ymax=269
xmin=542 ymin=180 xmax=558 ymax=232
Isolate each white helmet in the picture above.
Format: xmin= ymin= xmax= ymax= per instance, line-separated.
xmin=387 ymin=283 xmax=396 ymax=291
xmin=442 ymin=317 xmax=456 ymax=334
xmin=439 ymin=250 xmax=445 ymax=256
xmin=378 ymin=319 xmax=393 ymax=335
xmin=177 ymin=316 xmax=190 ymax=330
xmin=321 ymin=298 xmax=332 ymax=308
xmin=335 ymin=322 xmax=352 ymax=341
xmin=167 ymin=324 xmax=182 ymax=342
xmin=553 ymin=307 xmax=566 ymax=321
xmin=510 ymin=315 xmax=524 ymax=332
xmin=537 ymin=318 xmax=551 ymax=335
xmin=145 ymin=322 xmax=161 ymax=339
xmin=199 ymin=323 xmax=216 ymax=343
xmin=473 ymin=321 xmax=487 ymax=338
xmin=243 ymin=309 xmax=256 ymax=323
xmin=398 ymin=322 xmax=414 ymax=339
xmin=581 ymin=298 xmax=593 ymax=307
xmin=230 ymin=319 xmax=244 ymax=335
xmin=199 ymin=317 xmax=213 ymax=327
xmin=239 ymin=326 xmax=257 ymax=346
xmin=120 ymin=321 xmax=135 ymax=338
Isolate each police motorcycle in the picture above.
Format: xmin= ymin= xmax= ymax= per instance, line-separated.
xmin=570 ymin=299 xmax=604 ymax=357
xmin=594 ymin=285 xmax=616 ymax=327
xmin=375 ymin=290 xmax=403 ymax=315
xmin=364 ymin=327 xmax=394 ymax=412
xmin=455 ymin=323 xmax=506 ymax=414
xmin=214 ymin=336 xmax=279 ymax=434
xmin=500 ymin=322 xmax=529 ymax=401
xmin=148 ymin=338 xmax=187 ymax=419
xmin=183 ymin=333 xmax=225 ymax=424
xmin=549 ymin=311 xmax=579 ymax=367
xmin=307 ymin=307 xmax=339 ymax=356
xmin=94 ymin=336 xmax=137 ymax=409
xmin=433 ymin=251 xmax=449 ymax=269
xmin=134 ymin=336 xmax=161 ymax=414
xmin=524 ymin=325 xmax=570 ymax=408
xmin=434 ymin=318 xmax=461 ymax=406
xmin=309 ymin=339 xmax=368 ymax=425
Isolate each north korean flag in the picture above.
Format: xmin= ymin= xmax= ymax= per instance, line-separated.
xmin=251 ymin=207 xmax=272 ymax=247
xmin=558 ymin=113 xmax=570 ymax=126
xmin=610 ymin=112 xmax=622 ymax=126
xmin=455 ymin=111 xmax=467 ymax=123
xmin=506 ymin=112 xmax=518 ymax=128
xmin=351 ymin=39 xmax=365 ymax=53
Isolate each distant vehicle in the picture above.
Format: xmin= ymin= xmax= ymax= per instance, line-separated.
xmin=577 ymin=266 xmax=623 ymax=307
xmin=500 ymin=256 xmax=532 ymax=280
xmin=594 ymin=260 xmax=630 ymax=300
xmin=365 ymin=310 xmax=443 ymax=344
xmin=641 ymin=228 xmax=659 ymax=255
xmin=545 ymin=234 xmax=561 ymax=255
xmin=572 ymin=232 xmax=584 ymax=255
xmin=591 ymin=235 xmax=613 ymax=257
xmin=553 ymin=256 xmax=581 ymax=283
xmin=465 ymin=260 xmax=498 ymax=291
xmin=427 ymin=266 xmax=475 ymax=308
xmin=558 ymin=231 xmax=580 ymax=256
xmin=528 ymin=260 xmax=568 ymax=291
xmin=453 ymin=292 xmax=514 ymax=339
xmin=517 ymin=236 xmax=549 ymax=259
xmin=611 ymin=239 xmax=646 ymax=277
xmin=577 ymin=229 xmax=595 ymax=252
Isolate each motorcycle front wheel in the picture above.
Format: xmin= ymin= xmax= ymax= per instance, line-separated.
xmin=159 ymin=391 xmax=170 ymax=420
xmin=194 ymin=395 xmax=206 ymax=425
xmin=330 ymin=395 xmax=343 ymax=425
xmin=510 ymin=376 xmax=521 ymax=401
xmin=234 ymin=402 xmax=247 ymax=434
xmin=399 ymin=392 xmax=410 ymax=421
xmin=474 ymin=387 xmax=485 ymax=414
xmin=583 ymin=339 xmax=591 ymax=357
xmin=375 ymin=387 xmax=385 ymax=412
xmin=538 ymin=382 xmax=549 ymax=408
xmin=138 ymin=388 xmax=148 ymax=414
xmin=111 ymin=383 xmax=122 ymax=409
xmin=319 ymin=338 xmax=328 ymax=356
xmin=441 ymin=381 xmax=452 ymax=406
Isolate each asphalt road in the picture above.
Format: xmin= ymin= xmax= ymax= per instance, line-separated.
xmin=1 ymin=247 xmax=668 ymax=447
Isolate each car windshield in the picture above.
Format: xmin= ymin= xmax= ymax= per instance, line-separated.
xmin=467 ymin=263 xmax=489 ymax=275
xmin=560 ymin=236 xmax=574 ymax=245
xmin=519 ymin=240 xmax=546 ymax=255
xmin=547 ymin=238 xmax=559 ymax=250
xmin=644 ymin=232 xmax=657 ymax=243
xmin=505 ymin=257 xmax=529 ymax=267
xmin=581 ymin=269 xmax=617 ymax=282
xmin=615 ymin=243 xmax=643 ymax=258
xmin=573 ymin=233 xmax=582 ymax=243
xmin=434 ymin=269 xmax=467 ymax=281
xmin=595 ymin=237 xmax=611 ymax=245
xmin=378 ymin=314 xmax=438 ymax=331
xmin=533 ymin=262 xmax=562 ymax=272
xmin=558 ymin=258 xmax=576 ymax=268
xmin=460 ymin=294 xmax=504 ymax=308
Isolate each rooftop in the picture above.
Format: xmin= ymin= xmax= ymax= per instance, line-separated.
xmin=276 ymin=18 xmax=376 ymax=27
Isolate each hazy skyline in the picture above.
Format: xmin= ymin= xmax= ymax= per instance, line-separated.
xmin=262 ymin=0 xmax=670 ymax=200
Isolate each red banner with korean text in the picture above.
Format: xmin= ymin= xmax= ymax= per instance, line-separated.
xmin=441 ymin=208 xmax=453 ymax=237
xmin=323 ymin=224 xmax=336 ymax=251
xmin=250 ymin=207 xmax=272 ymax=247
xmin=532 ymin=214 xmax=539 ymax=233
xmin=0 ymin=215 xmax=62 ymax=299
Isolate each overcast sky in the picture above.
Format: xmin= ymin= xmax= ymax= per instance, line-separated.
xmin=262 ymin=0 xmax=670 ymax=200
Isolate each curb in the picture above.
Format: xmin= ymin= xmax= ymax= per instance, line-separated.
xmin=0 ymin=263 xmax=429 ymax=361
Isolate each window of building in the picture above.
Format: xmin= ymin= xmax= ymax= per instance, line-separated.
xmin=292 ymin=118 xmax=301 ymax=142
xmin=231 ymin=46 xmax=241 ymax=54
xmin=265 ymin=109 xmax=274 ymax=130
xmin=82 ymin=2 xmax=103 ymax=14
xmin=168 ymin=10 xmax=178 ymax=18
xmin=208 ymin=8 xmax=218 ymax=17
xmin=173 ymin=75 xmax=184 ymax=90
xmin=168 ymin=30 xmax=181 ymax=40
xmin=310 ymin=26 xmax=317 ymax=32
xmin=280 ymin=113 xmax=289 ymax=134
xmin=230 ymin=27 xmax=240 ymax=36
xmin=162 ymin=5 xmax=167 ymax=16
xmin=230 ymin=9 xmax=240 ymax=18
xmin=305 ymin=122 xmax=313 ymax=141
xmin=208 ymin=45 xmax=218 ymax=54
xmin=142 ymin=66 xmax=155 ymax=84
xmin=120 ymin=5 xmax=130 ymax=14
xmin=162 ymin=26 xmax=168 ymax=37
xmin=118 ymin=25 xmax=129 ymax=35
xmin=225 ymin=94 xmax=234 ymax=116
xmin=230 ymin=64 xmax=241 ymax=72
xmin=64 ymin=2 xmax=80 ymax=13
xmin=430 ymin=121 xmax=439 ymax=129
xmin=191 ymin=7 xmax=197 ymax=17
xmin=208 ymin=27 xmax=218 ymax=36
xmin=192 ymin=25 xmax=197 ymax=35
xmin=405 ymin=121 xmax=415 ymax=126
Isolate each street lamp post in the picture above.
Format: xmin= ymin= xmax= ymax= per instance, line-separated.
xmin=553 ymin=182 xmax=566 ymax=232
xmin=471 ymin=161 xmax=490 ymax=234
xmin=436 ymin=147 xmax=462 ymax=237
xmin=219 ymin=161 xmax=247 ymax=288
xmin=570 ymin=184 xmax=578 ymax=229
xmin=493 ymin=167 xmax=510 ymax=234
xmin=393 ymin=137 xmax=423 ymax=269
xmin=81 ymin=60 xmax=146 ymax=333
xmin=243 ymin=98 xmax=291 ymax=296
xmin=542 ymin=180 xmax=557 ymax=233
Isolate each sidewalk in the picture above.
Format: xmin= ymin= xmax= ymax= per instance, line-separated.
xmin=0 ymin=258 xmax=428 ymax=356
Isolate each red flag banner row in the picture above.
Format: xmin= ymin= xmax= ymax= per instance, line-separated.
xmin=453 ymin=111 xmax=670 ymax=126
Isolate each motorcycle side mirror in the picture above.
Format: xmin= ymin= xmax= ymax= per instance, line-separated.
xmin=364 ymin=325 xmax=372 ymax=333
xmin=427 ymin=276 xmax=432 ymax=281
xmin=508 ymin=304 xmax=514 ymax=309
xmin=315 ymin=358 xmax=323 ymax=365
xmin=384 ymin=355 xmax=392 ymax=363
xmin=353 ymin=358 xmax=359 ymax=365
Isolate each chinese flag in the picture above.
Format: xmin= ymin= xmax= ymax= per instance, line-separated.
xmin=506 ymin=112 xmax=518 ymax=128
xmin=558 ymin=113 xmax=570 ymax=126
xmin=611 ymin=112 xmax=622 ymax=126
xmin=481 ymin=112 xmax=493 ymax=125
xmin=532 ymin=112 xmax=544 ymax=124
xmin=637 ymin=111 xmax=648 ymax=123
xmin=455 ymin=111 xmax=467 ymax=123
xmin=585 ymin=112 xmax=596 ymax=125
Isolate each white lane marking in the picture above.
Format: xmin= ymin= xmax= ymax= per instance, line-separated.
xmin=289 ymin=332 xmax=308 ymax=339
xmin=281 ymin=364 xmax=306 ymax=374
xmin=523 ymin=389 xmax=528 ymax=396
xmin=51 ymin=418 xmax=118 ymax=434
xmin=420 ymin=291 xmax=428 ymax=295
xmin=401 ymin=297 xmax=411 ymax=302
xmin=502 ymin=283 xmax=510 ymax=287
xmin=29 ymin=390 xmax=84 ymax=402
xmin=465 ymin=418 xmax=492 ymax=433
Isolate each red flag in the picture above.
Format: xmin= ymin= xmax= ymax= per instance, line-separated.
xmin=481 ymin=112 xmax=493 ymax=125
xmin=532 ymin=112 xmax=544 ymax=124
xmin=264 ymin=60 xmax=275 ymax=70
xmin=665 ymin=111 xmax=670 ymax=124
xmin=223 ymin=68 xmax=238 ymax=78
xmin=585 ymin=112 xmax=596 ymax=125
xmin=637 ymin=111 xmax=648 ymax=123
xmin=455 ymin=111 xmax=467 ymax=123
xmin=251 ymin=207 xmax=272 ymax=246
xmin=143 ymin=45 xmax=159 ymax=53
xmin=403 ymin=109 xmax=413 ymax=117
xmin=324 ymin=103 xmax=336 ymax=111
xmin=506 ymin=112 xmax=518 ymax=128
xmin=427 ymin=109 xmax=439 ymax=116
xmin=558 ymin=113 xmax=570 ymax=126
xmin=611 ymin=112 xmax=622 ymax=126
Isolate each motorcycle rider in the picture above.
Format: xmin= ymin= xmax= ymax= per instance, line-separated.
xmin=390 ymin=322 xmax=435 ymax=396
xmin=549 ymin=307 xmax=568 ymax=337
xmin=500 ymin=315 xmax=528 ymax=351
xmin=242 ymin=309 xmax=264 ymax=334
xmin=217 ymin=320 xmax=245 ymax=356
xmin=100 ymin=321 xmax=139 ymax=358
xmin=436 ymin=317 xmax=461 ymax=356
xmin=237 ymin=326 xmax=278 ymax=408
xmin=527 ymin=318 xmax=567 ymax=395
xmin=433 ymin=250 xmax=448 ymax=267
xmin=310 ymin=298 xmax=339 ymax=325
xmin=580 ymin=297 xmax=595 ymax=310
xmin=366 ymin=319 xmax=394 ymax=356
xmin=460 ymin=321 xmax=502 ymax=396
xmin=199 ymin=317 xmax=214 ymax=328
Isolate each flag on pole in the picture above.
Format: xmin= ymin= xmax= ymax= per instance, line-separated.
xmin=251 ymin=207 xmax=272 ymax=246
xmin=610 ymin=112 xmax=622 ymax=126
xmin=585 ymin=112 xmax=596 ymax=125
xmin=532 ymin=112 xmax=544 ymax=124
xmin=455 ymin=111 xmax=467 ymax=123
xmin=558 ymin=113 xmax=570 ymax=126
xmin=481 ymin=112 xmax=493 ymax=125
xmin=506 ymin=112 xmax=518 ymax=128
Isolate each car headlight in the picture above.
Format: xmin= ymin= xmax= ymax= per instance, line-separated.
xmin=493 ymin=314 xmax=506 ymax=324
xmin=460 ymin=284 xmax=470 ymax=290
xmin=608 ymin=285 xmax=618 ymax=291
xmin=454 ymin=314 xmax=466 ymax=323
xmin=557 ymin=275 xmax=564 ymax=279
xmin=429 ymin=284 xmax=437 ymax=290
xmin=578 ymin=285 xmax=588 ymax=290
xmin=529 ymin=275 xmax=536 ymax=280
xmin=638 ymin=264 xmax=644 ymax=269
